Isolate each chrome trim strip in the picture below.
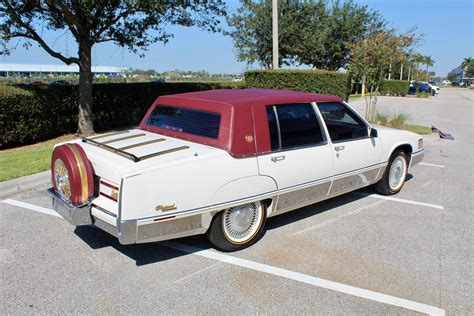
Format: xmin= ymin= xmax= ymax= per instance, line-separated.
xmin=138 ymin=146 xmax=189 ymax=161
xmin=272 ymin=105 xmax=282 ymax=149
xmin=92 ymin=204 xmax=117 ymax=218
xmin=118 ymin=138 xmax=165 ymax=150
xmin=121 ymin=162 xmax=388 ymax=223
xmin=82 ymin=137 xmax=140 ymax=162
xmin=102 ymin=133 xmax=146 ymax=144
xmin=332 ymin=162 xmax=388 ymax=179
xmin=409 ymin=148 xmax=426 ymax=168
xmin=412 ymin=148 xmax=426 ymax=155
xmin=121 ymin=189 xmax=278 ymax=223
xmin=88 ymin=130 xmax=129 ymax=140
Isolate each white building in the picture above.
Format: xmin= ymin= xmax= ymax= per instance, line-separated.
xmin=0 ymin=63 xmax=126 ymax=78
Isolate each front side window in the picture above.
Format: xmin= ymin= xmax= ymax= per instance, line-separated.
xmin=146 ymin=105 xmax=220 ymax=139
xmin=266 ymin=103 xmax=325 ymax=151
xmin=317 ymin=102 xmax=368 ymax=142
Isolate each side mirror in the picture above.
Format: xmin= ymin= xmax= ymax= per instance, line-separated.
xmin=370 ymin=128 xmax=378 ymax=138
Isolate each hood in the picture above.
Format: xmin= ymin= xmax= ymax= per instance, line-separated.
xmin=62 ymin=129 xmax=227 ymax=183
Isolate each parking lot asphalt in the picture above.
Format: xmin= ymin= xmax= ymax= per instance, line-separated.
xmin=1 ymin=88 xmax=472 ymax=315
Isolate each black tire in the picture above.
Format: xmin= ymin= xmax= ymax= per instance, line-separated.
xmin=206 ymin=201 xmax=267 ymax=252
xmin=375 ymin=150 xmax=409 ymax=195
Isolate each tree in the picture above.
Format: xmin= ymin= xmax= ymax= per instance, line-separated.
xmin=412 ymin=53 xmax=424 ymax=81
xmin=1 ymin=1 xmax=226 ymax=135
xmin=347 ymin=31 xmax=409 ymax=120
xmin=226 ymin=0 xmax=306 ymax=69
xmin=423 ymin=55 xmax=434 ymax=80
xmin=227 ymin=0 xmax=385 ymax=70
xmin=462 ymin=57 xmax=474 ymax=78
xmin=294 ymin=0 xmax=386 ymax=70
xmin=447 ymin=71 xmax=457 ymax=82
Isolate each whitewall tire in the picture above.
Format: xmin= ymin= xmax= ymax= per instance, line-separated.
xmin=206 ymin=201 xmax=267 ymax=251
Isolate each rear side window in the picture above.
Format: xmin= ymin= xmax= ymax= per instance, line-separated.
xmin=266 ymin=103 xmax=325 ymax=151
xmin=146 ymin=105 xmax=221 ymax=139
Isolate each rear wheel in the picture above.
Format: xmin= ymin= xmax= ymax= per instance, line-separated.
xmin=375 ymin=150 xmax=408 ymax=195
xmin=206 ymin=201 xmax=266 ymax=252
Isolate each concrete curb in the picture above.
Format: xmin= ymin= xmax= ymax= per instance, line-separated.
xmin=0 ymin=171 xmax=50 ymax=198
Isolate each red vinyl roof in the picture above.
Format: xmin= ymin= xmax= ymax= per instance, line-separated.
xmin=139 ymin=89 xmax=343 ymax=157
xmin=157 ymin=88 xmax=342 ymax=106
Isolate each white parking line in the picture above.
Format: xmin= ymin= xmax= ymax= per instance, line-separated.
xmin=3 ymin=198 xmax=446 ymax=315
xmin=1 ymin=199 xmax=63 ymax=218
xmin=289 ymin=200 xmax=385 ymax=237
xmin=419 ymin=162 xmax=445 ymax=168
xmin=352 ymin=192 xmax=444 ymax=210
xmin=163 ymin=241 xmax=445 ymax=316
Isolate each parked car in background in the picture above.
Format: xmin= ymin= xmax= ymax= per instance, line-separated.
xmin=48 ymin=89 xmax=425 ymax=251
xmin=48 ymin=80 xmax=71 ymax=86
xmin=409 ymin=81 xmax=435 ymax=96
xmin=428 ymin=83 xmax=439 ymax=94
xmin=29 ymin=80 xmax=48 ymax=86
xmin=441 ymin=80 xmax=451 ymax=85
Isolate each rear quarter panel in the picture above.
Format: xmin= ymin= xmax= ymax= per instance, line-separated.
xmin=120 ymin=152 xmax=259 ymax=222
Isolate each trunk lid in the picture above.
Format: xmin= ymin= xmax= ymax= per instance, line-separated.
xmin=67 ymin=129 xmax=224 ymax=222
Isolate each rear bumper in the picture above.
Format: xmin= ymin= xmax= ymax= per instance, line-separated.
xmin=48 ymin=188 xmax=209 ymax=245
xmin=410 ymin=148 xmax=426 ymax=168
xmin=47 ymin=188 xmax=93 ymax=226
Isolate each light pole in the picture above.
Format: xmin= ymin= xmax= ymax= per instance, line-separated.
xmin=272 ymin=0 xmax=279 ymax=69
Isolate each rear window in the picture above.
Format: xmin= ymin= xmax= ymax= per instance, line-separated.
xmin=145 ymin=105 xmax=221 ymax=139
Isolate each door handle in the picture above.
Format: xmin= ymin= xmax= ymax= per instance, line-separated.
xmin=271 ymin=155 xmax=286 ymax=163
xmin=334 ymin=145 xmax=345 ymax=152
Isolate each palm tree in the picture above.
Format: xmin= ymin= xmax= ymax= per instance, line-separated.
xmin=462 ymin=57 xmax=474 ymax=79
xmin=462 ymin=57 xmax=473 ymax=69
xmin=424 ymin=56 xmax=435 ymax=81
xmin=412 ymin=53 xmax=424 ymax=81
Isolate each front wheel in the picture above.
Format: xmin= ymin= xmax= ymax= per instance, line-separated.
xmin=375 ymin=150 xmax=408 ymax=195
xmin=206 ymin=201 xmax=267 ymax=252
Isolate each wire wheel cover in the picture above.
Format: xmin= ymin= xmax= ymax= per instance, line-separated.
xmin=223 ymin=202 xmax=262 ymax=243
xmin=389 ymin=156 xmax=407 ymax=190
xmin=54 ymin=159 xmax=71 ymax=201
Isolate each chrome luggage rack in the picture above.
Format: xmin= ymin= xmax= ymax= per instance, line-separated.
xmin=82 ymin=131 xmax=189 ymax=162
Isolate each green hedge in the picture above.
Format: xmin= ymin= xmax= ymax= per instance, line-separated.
xmin=0 ymin=82 xmax=243 ymax=148
xmin=245 ymin=69 xmax=351 ymax=100
xmin=379 ymin=80 xmax=409 ymax=96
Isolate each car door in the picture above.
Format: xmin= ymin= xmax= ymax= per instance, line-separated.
xmin=316 ymin=101 xmax=383 ymax=195
xmin=257 ymin=103 xmax=334 ymax=216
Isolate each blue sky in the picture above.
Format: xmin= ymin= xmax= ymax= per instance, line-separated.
xmin=1 ymin=0 xmax=473 ymax=76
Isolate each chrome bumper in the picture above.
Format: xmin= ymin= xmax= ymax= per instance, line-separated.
xmin=410 ymin=148 xmax=426 ymax=168
xmin=47 ymin=188 xmax=93 ymax=226
xmin=47 ymin=188 xmax=209 ymax=245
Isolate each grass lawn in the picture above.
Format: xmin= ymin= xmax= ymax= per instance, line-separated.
xmin=348 ymin=94 xmax=363 ymax=101
xmin=407 ymin=124 xmax=432 ymax=135
xmin=0 ymin=135 xmax=76 ymax=182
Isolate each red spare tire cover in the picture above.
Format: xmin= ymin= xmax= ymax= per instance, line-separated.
xmin=51 ymin=143 xmax=94 ymax=205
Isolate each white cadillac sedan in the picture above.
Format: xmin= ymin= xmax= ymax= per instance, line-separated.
xmin=49 ymin=89 xmax=425 ymax=251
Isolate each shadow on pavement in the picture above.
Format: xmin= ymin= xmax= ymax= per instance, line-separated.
xmin=74 ymin=225 xmax=211 ymax=266
xmin=73 ymin=183 xmax=408 ymax=266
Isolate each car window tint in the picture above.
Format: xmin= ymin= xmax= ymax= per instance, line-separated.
xmin=317 ymin=102 xmax=367 ymax=142
xmin=268 ymin=103 xmax=324 ymax=150
xmin=146 ymin=105 xmax=220 ymax=139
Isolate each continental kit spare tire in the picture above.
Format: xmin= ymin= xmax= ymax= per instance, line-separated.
xmin=51 ymin=143 xmax=94 ymax=205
